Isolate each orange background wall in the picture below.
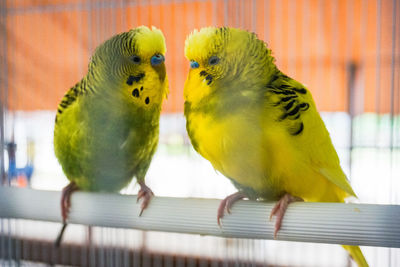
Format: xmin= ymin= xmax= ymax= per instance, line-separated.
xmin=1 ymin=0 xmax=399 ymax=114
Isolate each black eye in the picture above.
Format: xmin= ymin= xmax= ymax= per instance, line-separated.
xmin=208 ymin=56 xmax=220 ymax=66
xmin=132 ymin=55 xmax=141 ymax=64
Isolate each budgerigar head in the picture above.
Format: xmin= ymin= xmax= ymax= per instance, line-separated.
xmin=89 ymin=26 xmax=168 ymax=107
xmin=184 ymin=27 xmax=277 ymax=105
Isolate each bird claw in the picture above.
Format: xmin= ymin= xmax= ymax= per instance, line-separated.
xmin=137 ymin=182 xmax=154 ymax=216
xmin=270 ymin=193 xmax=303 ymax=239
xmin=61 ymin=182 xmax=79 ymax=223
xmin=217 ymin=198 xmax=228 ymax=226
xmin=217 ymin=192 xmax=246 ymax=226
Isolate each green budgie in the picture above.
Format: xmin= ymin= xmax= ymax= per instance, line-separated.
xmin=53 ymin=26 xmax=168 ymax=245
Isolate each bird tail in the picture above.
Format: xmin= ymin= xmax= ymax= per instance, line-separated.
xmin=342 ymin=245 xmax=369 ymax=267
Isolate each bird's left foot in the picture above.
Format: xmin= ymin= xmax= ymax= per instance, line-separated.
xmin=55 ymin=182 xmax=79 ymax=247
xmin=217 ymin=192 xmax=246 ymax=225
xmin=270 ymin=193 xmax=303 ymax=239
xmin=137 ymin=181 xmax=154 ymax=216
xmin=61 ymin=182 xmax=79 ymax=223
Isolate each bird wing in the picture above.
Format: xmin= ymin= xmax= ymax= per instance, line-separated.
xmin=54 ymin=78 xmax=92 ymax=182
xmin=55 ymin=78 xmax=91 ymax=123
xmin=265 ymin=72 xmax=356 ymax=198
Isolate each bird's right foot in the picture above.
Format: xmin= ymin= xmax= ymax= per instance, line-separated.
xmin=217 ymin=192 xmax=246 ymax=225
xmin=137 ymin=181 xmax=154 ymax=216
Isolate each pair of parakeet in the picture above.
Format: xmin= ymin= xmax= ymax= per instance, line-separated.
xmin=54 ymin=26 xmax=368 ymax=266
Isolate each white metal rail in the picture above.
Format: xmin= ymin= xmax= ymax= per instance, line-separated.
xmin=0 ymin=187 xmax=399 ymax=248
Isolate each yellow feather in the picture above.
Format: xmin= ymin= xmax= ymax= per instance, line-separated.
xmin=184 ymin=26 xmax=367 ymax=267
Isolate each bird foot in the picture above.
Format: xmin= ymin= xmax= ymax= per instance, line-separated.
xmin=270 ymin=193 xmax=303 ymax=239
xmin=137 ymin=181 xmax=154 ymax=216
xmin=217 ymin=192 xmax=246 ymax=226
xmin=61 ymin=182 xmax=79 ymax=223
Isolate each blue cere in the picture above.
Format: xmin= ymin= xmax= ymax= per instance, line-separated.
xmin=151 ymin=54 xmax=165 ymax=65
xmin=190 ymin=61 xmax=199 ymax=69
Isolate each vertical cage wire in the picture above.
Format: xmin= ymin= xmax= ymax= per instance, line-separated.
xmin=389 ymin=0 xmax=398 ymax=207
xmin=0 ymin=0 xmax=7 ymax=186
xmin=0 ymin=0 xmax=10 ymax=265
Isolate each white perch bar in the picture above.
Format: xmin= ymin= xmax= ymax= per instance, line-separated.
xmin=0 ymin=187 xmax=399 ymax=248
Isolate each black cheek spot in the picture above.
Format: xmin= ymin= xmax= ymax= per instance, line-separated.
xmin=127 ymin=73 xmax=145 ymax=86
xmin=140 ymin=86 xmax=143 ymax=91
xmin=205 ymin=75 xmax=213 ymax=85
xmin=145 ymin=97 xmax=150 ymax=104
xmin=126 ymin=76 xmax=134 ymax=86
xmin=132 ymin=89 xmax=140 ymax=98
xmin=199 ymin=71 xmax=207 ymax=77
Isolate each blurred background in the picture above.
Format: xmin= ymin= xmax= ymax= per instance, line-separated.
xmin=0 ymin=0 xmax=399 ymax=266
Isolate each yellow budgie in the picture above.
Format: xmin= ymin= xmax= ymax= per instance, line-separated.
xmin=183 ymin=27 xmax=368 ymax=267
xmin=54 ymin=26 xmax=168 ymax=245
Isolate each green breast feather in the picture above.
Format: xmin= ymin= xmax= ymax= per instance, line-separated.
xmin=54 ymin=77 xmax=160 ymax=192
